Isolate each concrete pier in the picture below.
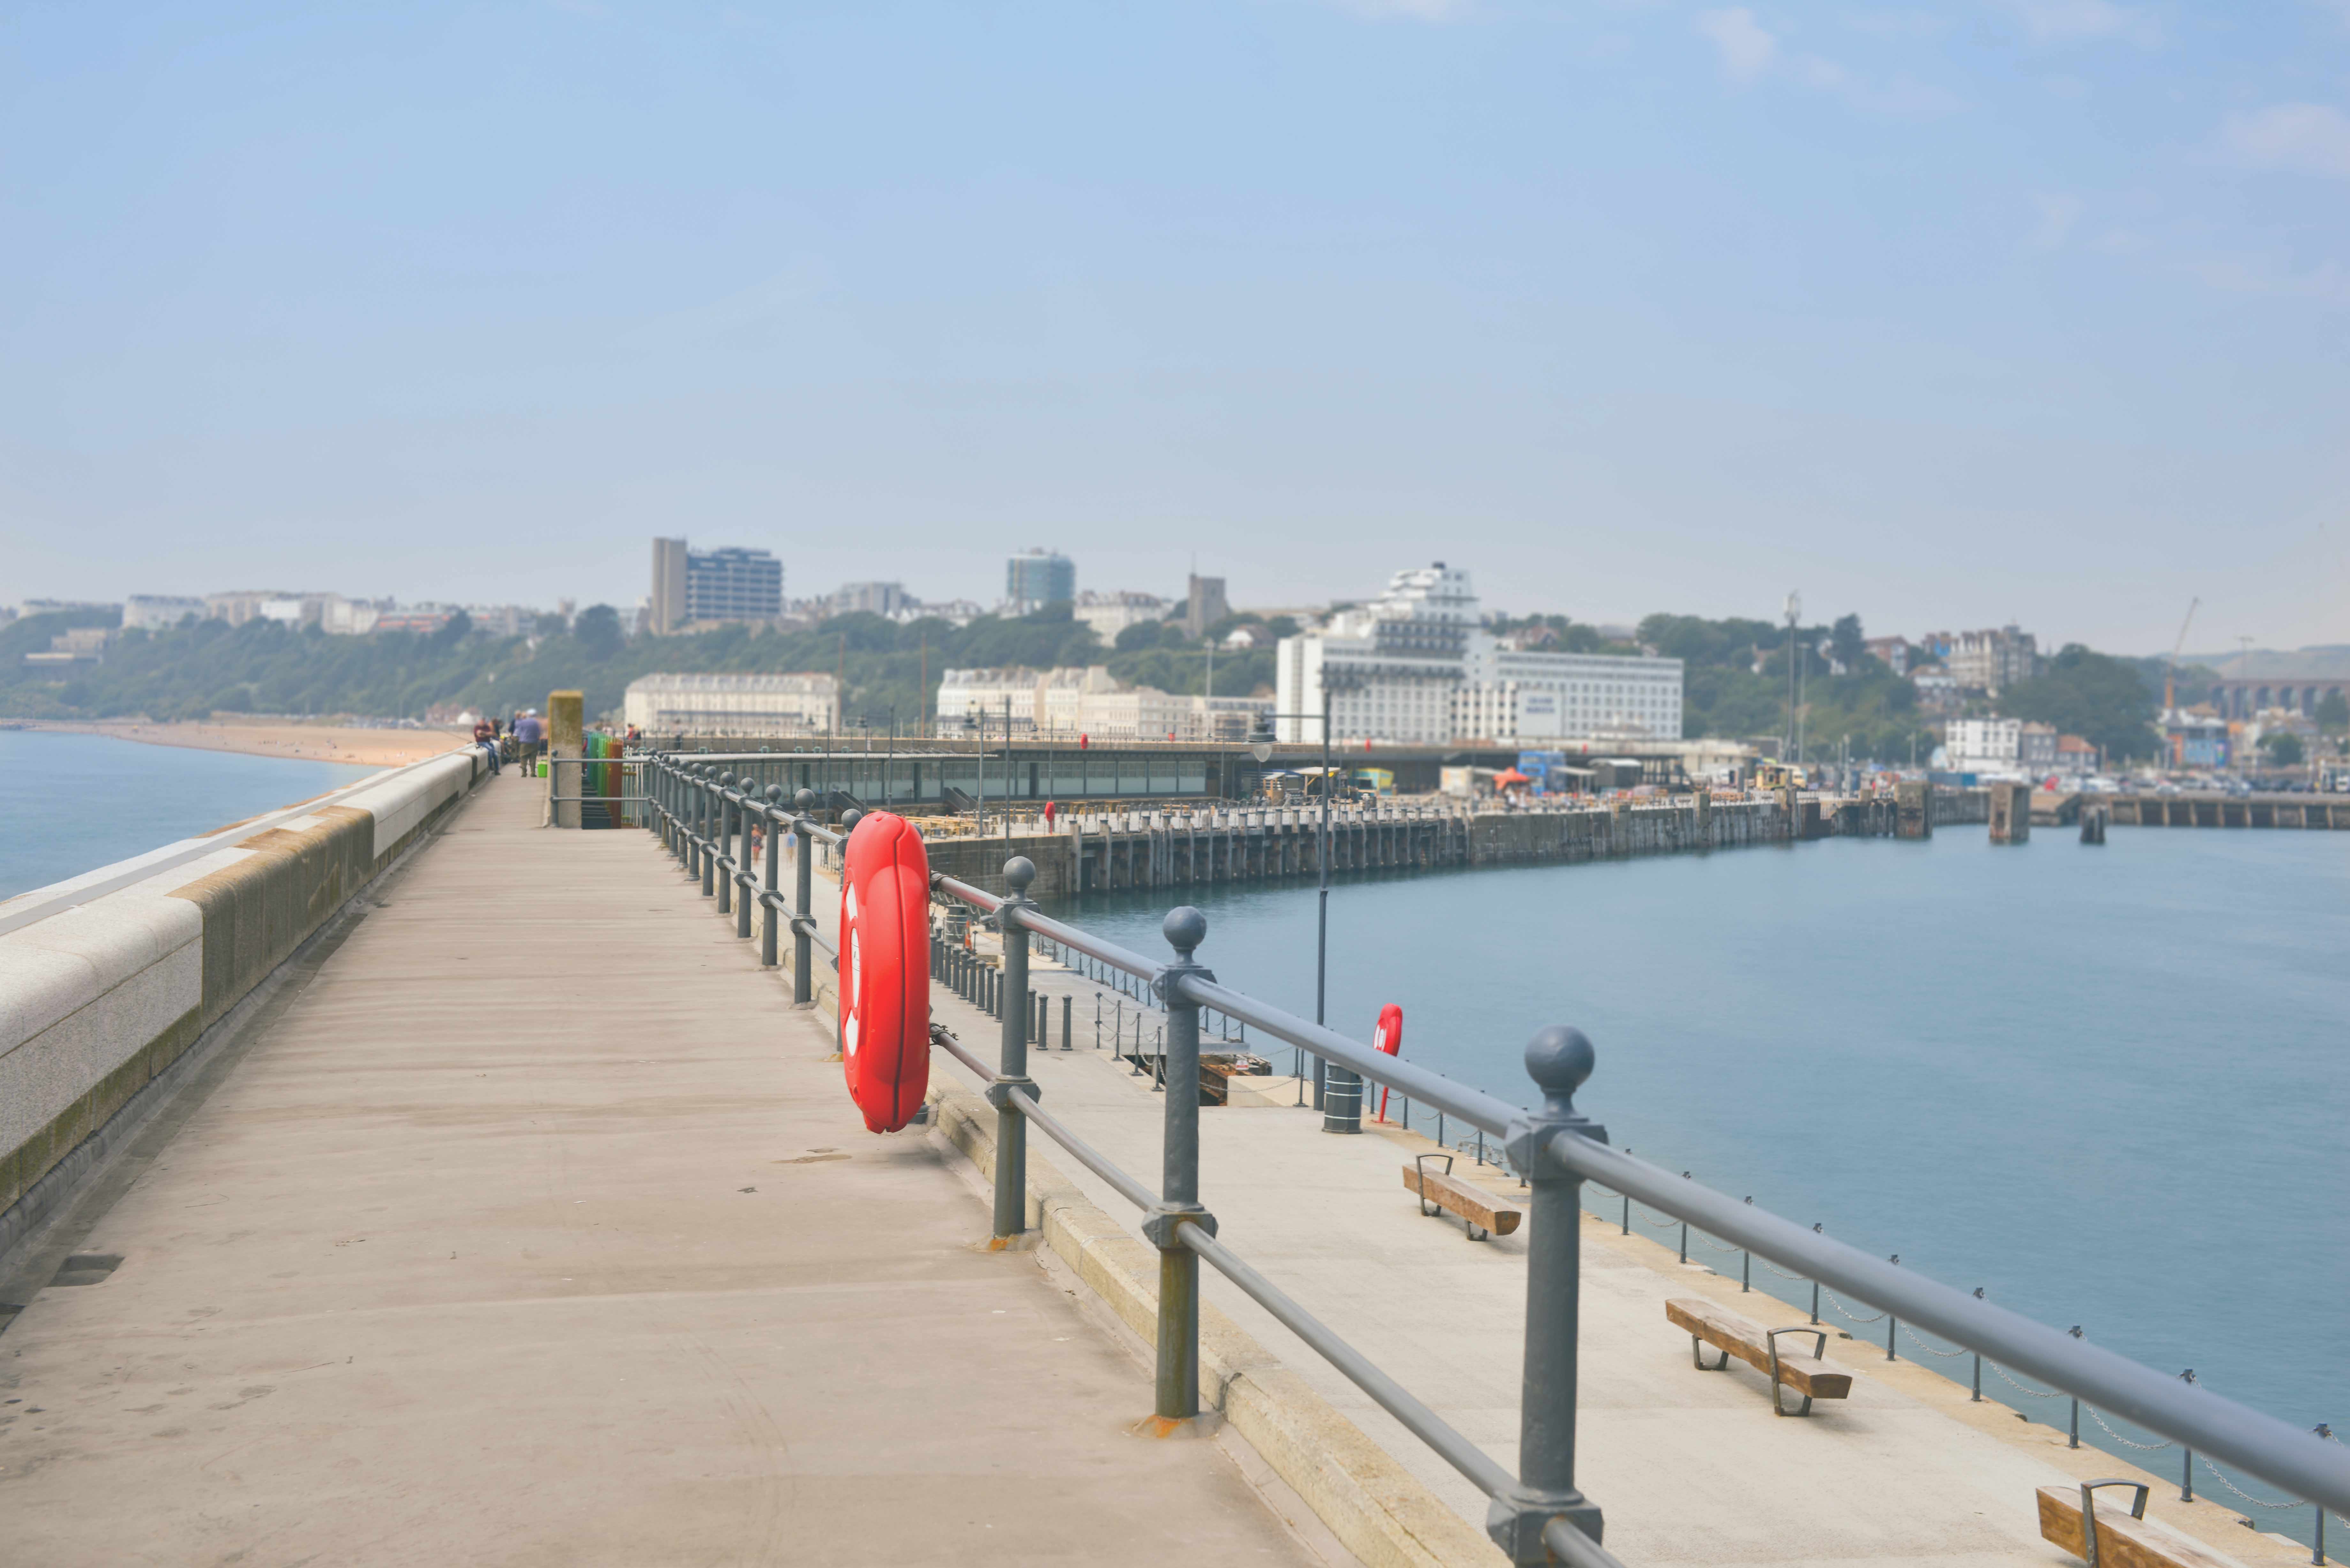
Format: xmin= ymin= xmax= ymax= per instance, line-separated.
xmin=0 ymin=781 xmax=1327 ymax=1566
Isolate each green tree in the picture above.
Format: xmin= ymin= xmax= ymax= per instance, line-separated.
xmin=2318 ymin=690 xmax=2349 ymax=736
xmin=2001 ymin=645 xmax=2159 ymax=764
xmin=574 ymin=604 xmax=625 ymax=662
xmin=1830 ymin=614 xmax=1865 ymax=671
xmin=2261 ymin=731 xmax=2305 ymax=767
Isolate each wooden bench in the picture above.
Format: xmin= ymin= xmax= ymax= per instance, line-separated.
xmin=2035 ymin=1483 xmax=2241 ymax=1568
xmin=1402 ymin=1154 xmax=1521 ymax=1241
xmin=1665 ymin=1297 xmax=1852 ymax=1417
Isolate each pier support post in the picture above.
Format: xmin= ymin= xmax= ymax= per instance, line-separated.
xmin=1896 ymin=779 xmax=1932 ymax=839
xmin=1148 ymin=907 xmax=1215 ymax=1427
xmin=987 ymin=857 xmax=1038 ymax=1244
xmin=1493 ymin=1026 xmax=1607 ymax=1563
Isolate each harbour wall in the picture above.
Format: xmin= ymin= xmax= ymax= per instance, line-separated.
xmin=0 ymin=749 xmax=487 ymax=1239
xmin=920 ymin=788 xmax=1975 ymax=899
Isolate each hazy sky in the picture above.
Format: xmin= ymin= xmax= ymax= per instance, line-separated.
xmin=5 ymin=1 xmax=2347 ymax=653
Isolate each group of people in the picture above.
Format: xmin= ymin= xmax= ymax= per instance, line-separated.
xmin=469 ymin=712 xmax=643 ymax=777
xmin=470 ymin=711 xmax=548 ymax=777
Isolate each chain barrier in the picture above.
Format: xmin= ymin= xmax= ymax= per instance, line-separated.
xmin=1820 ymin=1288 xmax=1887 ymax=1325
xmin=1899 ymin=1324 xmax=1974 ymax=1360
xmin=2197 ymin=1458 xmax=2302 ymax=1512
xmin=1580 ymin=1175 xmax=2329 ymax=1522
xmin=1986 ymin=1362 xmax=2066 ymax=1399
xmin=2082 ymin=1405 xmax=2178 ymax=1452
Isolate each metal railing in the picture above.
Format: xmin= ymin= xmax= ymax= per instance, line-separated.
xmin=640 ymin=757 xmax=2350 ymax=1565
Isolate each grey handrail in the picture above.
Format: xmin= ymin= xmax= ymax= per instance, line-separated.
xmin=1180 ymin=1225 xmax=1526 ymax=1506
xmin=1550 ymin=1131 xmax=2350 ymax=1518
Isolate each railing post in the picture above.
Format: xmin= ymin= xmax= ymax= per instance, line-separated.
xmin=715 ymin=774 xmax=736 ymax=917
xmin=983 ymin=857 xmax=1038 ymax=1245
xmin=1491 ymin=1026 xmax=1606 ymax=1563
xmin=1147 ymin=906 xmax=1215 ymax=1428
xmin=791 ymin=789 xmax=816 ymax=1005
xmin=759 ymin=786 xmax=782 ymax=966
xmin=699 ymin=769 xmax=716 ymax=897
xmin=736 ymin=784 xmax=755 ymax=939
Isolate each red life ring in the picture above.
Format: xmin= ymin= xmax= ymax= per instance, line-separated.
xmin=839 ymin=811 xmax=932 ymax=1133
xmin=1372 ymin=1003 xmax=1402 ymax=1121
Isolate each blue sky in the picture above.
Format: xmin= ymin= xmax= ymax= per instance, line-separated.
xmin=3 ymin=0 xmax=2346 ymax=652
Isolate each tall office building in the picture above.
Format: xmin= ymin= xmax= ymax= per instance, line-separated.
xmin=650 ymin=538 xmax=783 ymax=633
xmin=650 ymin=538 xmax=688 ymax=635
xmin=1005 ymin=550 xmax=1075 ymax=613
xmin=1181 ymin=574 xmax=1230 ymax=640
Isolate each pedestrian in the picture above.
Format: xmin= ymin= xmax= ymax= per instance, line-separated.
xmin=471 ymin=715 xmax=502 ymax=776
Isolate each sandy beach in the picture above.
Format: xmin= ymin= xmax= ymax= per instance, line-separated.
xmin=30 ymin=720 xmax=474 ymax=769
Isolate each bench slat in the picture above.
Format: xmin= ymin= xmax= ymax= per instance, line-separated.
xmin=1399 ymin=1165 xmax=1522 ymax=1236
xmin=1665 ymin=1298 xmax=1852 ymax=1399
xmin=2035 ymin=1486 xmax=2244 ymax=1568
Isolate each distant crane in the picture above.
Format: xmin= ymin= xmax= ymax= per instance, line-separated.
xmin=2163 ymin=598 xmax=2200 ymax=715
xmin=2163 ymin=598 xmax=2199 ymax=770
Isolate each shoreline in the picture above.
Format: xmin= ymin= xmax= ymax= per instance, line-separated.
xmin=22 ymin=719 xmax=471 ymax=770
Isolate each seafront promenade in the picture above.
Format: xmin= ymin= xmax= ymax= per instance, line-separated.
xmin=0 ymin=779 xmax=1327 ymax=1564
xmin=3 ymin=749 xmax=2338 ymax=1566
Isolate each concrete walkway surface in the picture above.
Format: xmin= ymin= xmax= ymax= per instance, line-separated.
xmin=0 ymin=781 xmax=1328 ymax=1567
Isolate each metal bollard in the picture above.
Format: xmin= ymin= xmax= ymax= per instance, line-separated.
xmin=985 ymin=858 xmax=1038 ymax=1243
xmin=1147 ymin=907 xmax=1214 ymax=1426
xmin=792 ymin=791 xmax=816 ymax=1006
xmin=1489 ymin=1026 xmax=1606 ymax=1562
xmin=760 ymin=787 xmax=782 ymax=965
xmin=1061 ymin=993 xmax=1072 ymax=1052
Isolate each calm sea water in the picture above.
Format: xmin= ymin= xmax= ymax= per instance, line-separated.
xmin=0 ymin=731 xmax=379 ymax=901
xmin=1049 ymin=823 xmax=2350 ymax=1524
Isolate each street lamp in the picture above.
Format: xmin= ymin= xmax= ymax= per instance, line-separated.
xmin=1259 ymin=667 xmax=1366 ymax=1128
xmin=1783 ymin=591 xmax=1801 ymax=768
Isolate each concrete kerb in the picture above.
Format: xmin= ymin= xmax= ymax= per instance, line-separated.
xmin=927 ymin=1083 xmax=1506 ymax=1568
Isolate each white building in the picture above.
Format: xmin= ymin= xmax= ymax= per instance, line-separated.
xmin=123 ymin=595 xmax=208 ymax=631
xmin=939 ymin=665 xmax=1270 ymax=741
xmin=1945 ymin=717 xmax=2023 ymax=775
xmin=1275 ymin=564 xmax=1682 ymax=745
xmin=1073 ymin=591 xmax=1170 ymax=643
xmin=623 ymin=673 xmax=839 ymax=738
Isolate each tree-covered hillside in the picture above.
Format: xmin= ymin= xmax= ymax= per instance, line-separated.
xmin=0 ymin=603 xmax=1279 ymax=730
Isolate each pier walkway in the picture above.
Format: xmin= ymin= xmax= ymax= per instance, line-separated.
xmin=917 ymin=929 xmax=2310 ymax=1568
xmin=0 ymin=780 xmax=1326 ymax=1566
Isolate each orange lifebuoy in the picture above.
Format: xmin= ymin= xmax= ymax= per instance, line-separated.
xmin=839 ymin=811 xmax=932 ymax=1133
xmin=1373 ymin=1003 xmax=1402 ymax=1121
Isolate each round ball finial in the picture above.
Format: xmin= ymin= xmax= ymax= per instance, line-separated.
xmin=794 ymin=787 xmax=818 ymax=811
xmin=765 ymin=784 xmax=784 ymax=804
xmin=1004 ymin=856 xmax=1037 ymax=894
xmin=1162 ymin=905 xmax=1208 ymax=956
xmin=1524 ymin=1025 xmax=1596 ymax=1099
xmin=840 ymin=808 xmax=864 ymax=835
xmin=719 ymin=771 xmax=735 ymax=788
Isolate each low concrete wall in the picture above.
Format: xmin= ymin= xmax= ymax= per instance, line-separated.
xmin=0 ymin=750 xmax=486 ymax=1224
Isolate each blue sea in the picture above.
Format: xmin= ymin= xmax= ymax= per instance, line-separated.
xmin=1049 ymin=822 xmax=2350 ymax=1538
xmin=0 ymin=730 xmax=379 ymax=901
